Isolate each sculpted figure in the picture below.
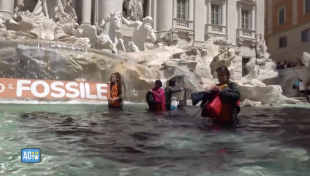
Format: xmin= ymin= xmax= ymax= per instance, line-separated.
xmin=241 ymin=34 xmax=278 ymax=83
xmin=41 ymin=0 xmax=70 ymax=19
xmin=62 ymin=0 xmax=78 ymax=21
xmin=78 ymin=12 xmax=124 ymax=53
xmin=114 ymin=30 xmax=126 ymax=53
xmin=127 ymin=41 xmax=139 ymax=52
xmin=12 ymin=0 xmax=57 ymax=40
xmin=122 ymin=16 xmax=156 ymax=51
xmin=0 ymin=15 xmax=6 ymax=30
xmin=123 ymin=0 xmax=144 ymax=21
xmin=302 ymin=52 xmax=310 ymax=68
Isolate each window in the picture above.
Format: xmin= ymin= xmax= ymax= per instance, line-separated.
xmin=278 ymin=8 xmax=285 ymax=25
xmin=306 ymin=0 xmax=310 ymax=14
xmin=301 ymin=28 xmax=310 ymax=42
xmin=279 ymin=36 xmax=287 ymax=48
xmin=211 ymin=4 xmax=221 ymax=25
xmin=241 ymin=9 xmax=250 ymax=29
xmin=177 ymin=0 xmax=188 ymax=19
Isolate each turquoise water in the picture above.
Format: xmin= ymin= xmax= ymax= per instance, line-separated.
xmin=0 ymin=104 xmax=309 ymax=176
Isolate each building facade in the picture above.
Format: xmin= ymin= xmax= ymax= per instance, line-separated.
xmin=0 ymin=0 xmax=265 ymax=79
xmin=266 ymin=0 xmax=310 ymax=62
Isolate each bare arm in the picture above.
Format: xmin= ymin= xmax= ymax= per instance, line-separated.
xmin=167 ymin=86 xmax=183 ymax=93
xmin=144 ymin=23 xmax=157 ymax=42
xmin=148 ymin=32 xmax=157 ymax=43
xmin=122 ymin=17 xmax=137 ymax=27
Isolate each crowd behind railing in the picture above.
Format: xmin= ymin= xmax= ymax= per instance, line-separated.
xmin=276 ymin=59 xmax=304 ymax=69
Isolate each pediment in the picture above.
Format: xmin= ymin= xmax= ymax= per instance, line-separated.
xmin=237 ymin=0 xmax=256 ymax=6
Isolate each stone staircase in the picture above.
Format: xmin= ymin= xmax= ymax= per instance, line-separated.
xmin=291 ymin=97 xmax=308 ymax=103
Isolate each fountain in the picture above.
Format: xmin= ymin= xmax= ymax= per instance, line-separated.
xmin=0 ymin=0 xmax=300 ymax=105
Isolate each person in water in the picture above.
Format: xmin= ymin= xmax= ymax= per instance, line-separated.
xmin=192 ymin=66 xmax=240 ymax=126
xmin=108 ymin=72 xmax=125 ymax=109
xmin=165 ymin=79 xmax=186 ymax=110
xmin=148 ymin=80 xmax=166 ymax=111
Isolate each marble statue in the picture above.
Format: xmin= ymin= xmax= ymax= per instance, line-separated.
xmin=0 ymin=15 xmax=6 ymax=30
xmin=128 ymin=41 xmax=140 ymax=52
xmin=302 ymin=52 xmax=310 ymax=68
xmin=11 ymin=0 xmax=57 ymax=40
xmin=3 ymin=0 xmax=82 ymax=43
xmin=123 ymin=0 xmax=144 ymax=21
xmin=122 ymin=16 xmax=156 ymax=51
xmin=41 ymin=0 xmax=71 ymax=20
xmin=78 ymin=12 xmax=124 ymax=53
xmin=241 ymin=34 xmax=278 ymax=83
xmin=209 ymin=37 xmax=236 ymax=80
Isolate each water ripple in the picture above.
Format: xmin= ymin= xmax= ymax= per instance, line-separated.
xmin=0 ymin=105 xmax=309 ymax=175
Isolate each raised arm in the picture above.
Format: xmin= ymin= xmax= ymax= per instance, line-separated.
xmin=122 ymin=17 xmax=137 ymax=27
xmin=167 ymin=86 xmax=184 ymax=93
xmin=144 ymin=23 xmax=157 ymax=42
xmin=148 ymin=32 xmax=157 ymax=43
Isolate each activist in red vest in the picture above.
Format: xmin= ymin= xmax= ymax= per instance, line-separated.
xmin=209 ymin=66 xmax=240 ymax=125
xmin=148 ymin=80 xmax=166 ymax=111
xmin=108 ymin=72 xmax=125 ymax=109
xmin=191 ymin=66 xmax=240 ymax=127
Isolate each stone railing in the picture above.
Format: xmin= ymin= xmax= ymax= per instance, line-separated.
xmin=173 ymin=18 xmax=193 ymax=31
xmin=205 ymin=24 xmax=227 ymax=36
xmin=237 ymin=28 xmax=256 ymax=39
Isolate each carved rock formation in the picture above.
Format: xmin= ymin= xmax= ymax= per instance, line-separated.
xmin=2 ymin=0 xmax=89 ymax=48
xmin=241 ymin=35 xmax=278 ymax=84
xmin=159 ymin=28 xmax=179 ymax=46
xmin=122 ymin=36 xmax=300 ymax=104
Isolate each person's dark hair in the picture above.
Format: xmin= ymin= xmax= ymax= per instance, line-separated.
xmin=110 ymin=72 xmax=122 ymax=96
xmin=216 ymin=66 xmax=230 ymax=79
xmin=168 ymin=79 xmax=177 ymax=87
xmin=155 ymin=80 xmax=162 ymax=87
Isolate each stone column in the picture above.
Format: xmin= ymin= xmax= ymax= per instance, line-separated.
xmin=227 ymin=0 xmax=237 ymax=45
xmin=267 ymin=0 xmax=272 ymax=35
xmin=234 ymin=51 xmax=243 ymax=80
xmin=99 ymin=0 xmax=122 ymax=23
xmin=81 ymin=0 xmax=92 ymax=25
xmin=157 ymin=0 xmax=173 ymax=32
xmin=0 ymin=0 xmax=14 ymax=19
xmin=193 ymin=0 xmax=205 ymax=44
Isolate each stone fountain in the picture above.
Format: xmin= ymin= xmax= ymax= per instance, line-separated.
xmin=0 ymin=0 xmax=300 ymax=105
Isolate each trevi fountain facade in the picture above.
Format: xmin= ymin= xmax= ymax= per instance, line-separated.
xmin=0 ymin=0 xmax=306 ymax=105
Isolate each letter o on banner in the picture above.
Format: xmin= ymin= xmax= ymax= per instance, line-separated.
xmin=31 ymin=81 xmax=50 ymax=98
xmin=0 ymin=83 xmax=5 ymax=93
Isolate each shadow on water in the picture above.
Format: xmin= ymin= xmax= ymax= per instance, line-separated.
xmin=0 ymin=104 xmax=310 ymax=175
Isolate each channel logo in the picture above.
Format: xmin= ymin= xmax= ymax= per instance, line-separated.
xmin=21 ymin=148 xmax=41 ymax=163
